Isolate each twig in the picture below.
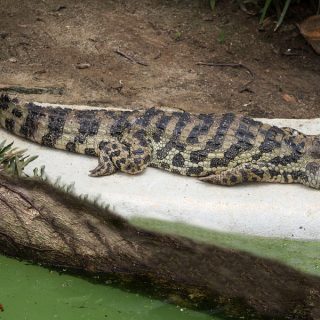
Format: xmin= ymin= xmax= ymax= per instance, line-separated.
xmin=114 ymin=49 xmax=148 ymax=66
xmin=0 ymin=86 xmax=64 ymax=95
xmin=196 ymin=62 xmax=255 ymax=92
xmin=281 ymin=48 xmax=305 ymax=56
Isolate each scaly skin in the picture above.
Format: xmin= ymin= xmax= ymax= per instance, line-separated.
xmin=0 ymin=95 xmax=319 ymax=189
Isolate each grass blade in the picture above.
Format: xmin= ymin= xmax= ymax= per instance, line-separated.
xmin=209 ymin=0 xmax=216 ymax=12
xmin=259 ymin=0 xmax=273 ymax=24
xmin=274 ymin=0 xmax=292 ymax=31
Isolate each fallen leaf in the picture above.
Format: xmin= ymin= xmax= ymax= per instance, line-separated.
xmin=282 ymin=93 xmax=297 ymax=104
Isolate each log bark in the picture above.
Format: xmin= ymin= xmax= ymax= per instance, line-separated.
xmin=0 ymin=173 xmax=320 ymax=319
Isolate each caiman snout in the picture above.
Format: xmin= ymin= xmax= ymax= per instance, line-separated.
xmin=301 ymin=136 xmax=320 ymax=189
xmin=305 ymin=161 xmax=320 ymax=189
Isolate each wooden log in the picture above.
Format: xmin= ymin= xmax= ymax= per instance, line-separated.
xmin=0 ymin=173 xmax=320 ymax=319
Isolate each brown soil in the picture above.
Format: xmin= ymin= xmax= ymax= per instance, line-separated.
xmin=0 ymin=0 xmax=319 ymax=118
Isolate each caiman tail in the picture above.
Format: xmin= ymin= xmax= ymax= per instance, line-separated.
xmin=0 ymin=94 xmax=134 ymax=156
xmin=0 ymin=94 xmax=78 ymax=150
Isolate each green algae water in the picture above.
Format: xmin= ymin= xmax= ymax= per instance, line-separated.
xmin=0 ymin=255 xmax=219 ymax=320
xmin=1 ymin=220 xmax=320 ymax=320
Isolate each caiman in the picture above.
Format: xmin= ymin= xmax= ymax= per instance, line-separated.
xmin=0 ymin=95 xmax=319 ymax=189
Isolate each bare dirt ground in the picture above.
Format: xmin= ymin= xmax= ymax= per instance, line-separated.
xmin=0 ymin=0 xmax=319 ymax=118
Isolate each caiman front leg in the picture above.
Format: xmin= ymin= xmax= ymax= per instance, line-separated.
xmin=90 ymin=129 xmax=153 ymax=177
xmin=199 ymin=163 xmax=270 ymax=186
xmin=89 ymin=139 xmax=119 ymax=177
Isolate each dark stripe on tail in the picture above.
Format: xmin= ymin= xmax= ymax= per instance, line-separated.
xmin=20 ymin=103 xmax=46 ymax=138
xmin=0 ymin=94 xmax=10 ymax=110
xmin=74 ymin=110 xmax=101 ymax=144
xmin=42 ymin=107 xmax=70 ymax=147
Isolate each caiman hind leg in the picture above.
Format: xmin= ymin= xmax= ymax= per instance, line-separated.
xmin=90 ymin=129 xmax=153 ymax=177
xmin=199 ymin=163 xmax=270 ymax=186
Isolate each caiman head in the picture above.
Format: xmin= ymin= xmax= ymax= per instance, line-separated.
xmin=303 ymin=135 xmax=320 ymax=189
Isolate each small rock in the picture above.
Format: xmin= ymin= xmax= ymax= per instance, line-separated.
xmin=34 ymin=69 xmax=47 ymax=75
xmin=8 ymin=57 xmax=17 ymax=63
xmin=0 ymin=32 xmax=9 ymax=39
xmin=282 ymin=93 xmax=297 ymax=104
xmin=56 ymin=5 xmax=67 ymax=11
xmin=76 ymin=63 xmax=91 ymax=69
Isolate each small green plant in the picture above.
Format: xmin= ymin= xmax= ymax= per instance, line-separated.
xmin=217 ymin=30 xmax=226 ymax=43
xmin=211 ymin=0 xmax=320 ymax=31
xmin=259 ymin=0 xmax=293 ymax=30
xmin=0 ymin=140 xmax=38 ymax=176
xmin=209 ymin=0 xmax=216 ymax=12
xmin=174 ymin=30 xmax=182 ymax=41
xmin=259 ymin=0 xmax=320 ymax=30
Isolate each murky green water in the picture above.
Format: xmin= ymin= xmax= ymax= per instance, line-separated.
xmin=1 ymin=219 xmax=320 ymax=320
xmin=0 ymin=255 xmax=218 ymax=320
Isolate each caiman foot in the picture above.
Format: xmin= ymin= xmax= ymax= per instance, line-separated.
xmin=199 ymin=164 xmax=267 ymax=186
xmin=89 ymin=128 xmax=153 ymax=177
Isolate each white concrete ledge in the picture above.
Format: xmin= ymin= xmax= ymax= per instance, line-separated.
xmin=1 ymin=115 xmax=320 ymax=240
